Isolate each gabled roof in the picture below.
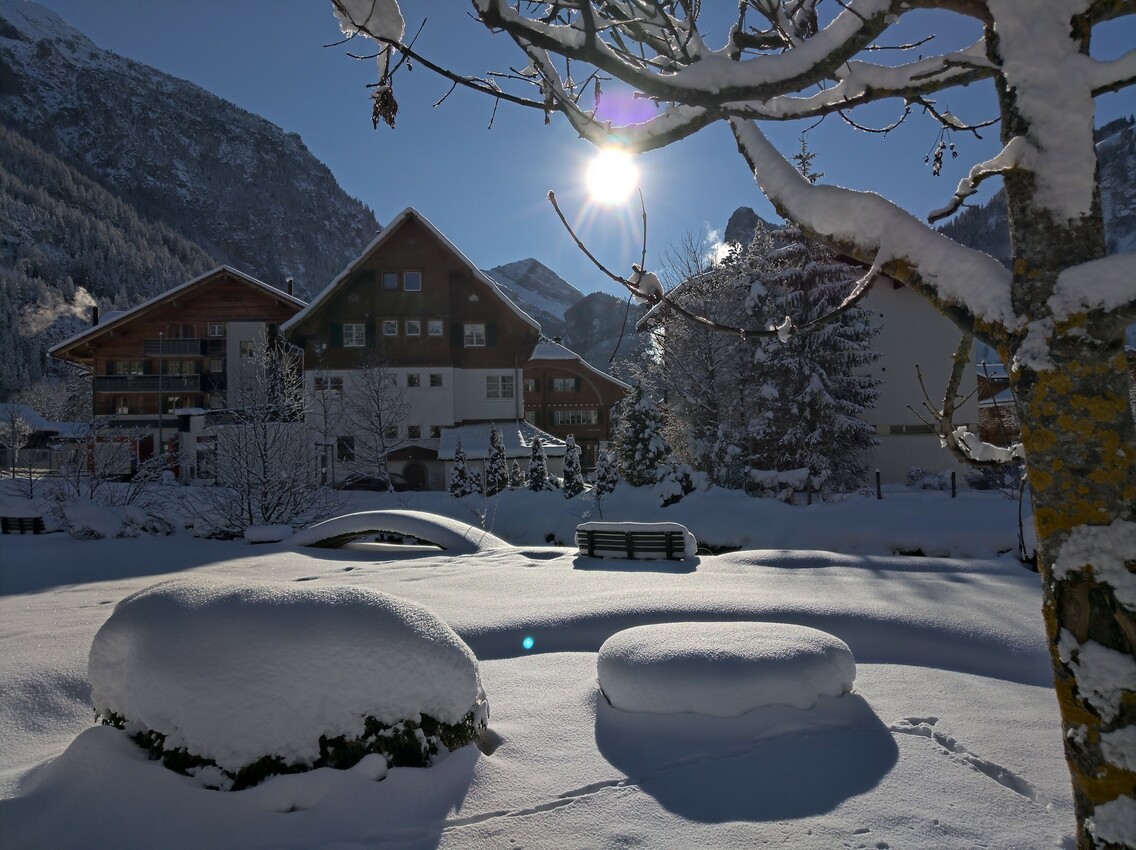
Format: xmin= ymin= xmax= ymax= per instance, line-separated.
xmin=281 ymin=207 xmax=540 ymax=335
xmin=48 ymin=266 xmax=304 ymax=360
xmin=437 ymin=420 xmax=566 ymax=460
xmin=529 ymin=338 xmax=631 ymax=391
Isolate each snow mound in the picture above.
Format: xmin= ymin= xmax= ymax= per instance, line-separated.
xmin=244 ymin=525 xmax=293 ymax=543
xmin=597 ymin=622 xmax=855 ymax=716
xmin=291 ymin=509 xmax=510 ymax=552
xmin=88 ymin=578 xmax=485 ymax=784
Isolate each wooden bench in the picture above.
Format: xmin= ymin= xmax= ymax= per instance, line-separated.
xmin=1 ymin=516 xmax=45 ymax=534
xmin=575 ymin=522 xmax=694 ymax=561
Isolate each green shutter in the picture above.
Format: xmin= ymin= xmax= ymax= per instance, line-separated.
xmin=330 ymin=323 xmax=343 ymax=348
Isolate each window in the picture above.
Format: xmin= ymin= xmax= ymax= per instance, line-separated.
xmin=239 ymin=341 xmax=255 ymax=358
xmin=164 ymin=396 xmax=180 ymax=414
xmin=207 ymin=323 xmax=225 ymax=337
xmin=384 ymin=426 xmax=399 ymax=440
xmin=403 ymin=271 xmax=422 ymax=291
xmin=382 ymin=319 xmax=399 ymax=336
xmin=207 ymin=358 xmax=224 ymax=373
xmin=428 ymin=320 xmax=443 ymax=337
xmin=343 ymin=323 xmax=366 ymax=347
xmin=429 ymin=373 xmax=443 ymax=387
xmin=382 ymin=271 xmax=399 ymax=289
xmin=552 ymin=409 xmax=599 ymax=426
xmin=113 ymin=360 xmax=146 ymax=375
xmin=407 ymin=373 xmax=421 ymax=388
xmin=314 ymin=376 xmax=344 ymax=395
xmin=382 ymin=373 xmax=398 ymax=389
xmin=525 ymin=378 xmax=539 ymax=393
xmin=405 ymin=319 xmax=421 ymax=336
xmin=165 ymin=359 xmax=195 ymax=376
xmin=430 ymin=425 xmax=442 ymax=438
xmin=115 ymin=397 xmax=130 ymax=415
xmin=464 ymin=323 xmax=486 ymax=347
xmin=553 ymin=377 xmax=579 ymax=392
xmin=336 ymin=436 xmax=355 ymax=462
xmin=407 ymin=425 xmax=421 ymax=439
xmin=486 ymin=375 xmax=515 ymax=399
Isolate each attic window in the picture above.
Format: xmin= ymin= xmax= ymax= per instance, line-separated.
xmin=463 ymin=323 xmax=486 ymax=347
xmin=403 ymin=271 xmax=422 ymax=292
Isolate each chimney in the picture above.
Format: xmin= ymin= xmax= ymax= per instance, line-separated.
xmin=91 ymin=305 xmax=99 ymax=326
xmin=285 ymin=276 xmax=294 ymax=297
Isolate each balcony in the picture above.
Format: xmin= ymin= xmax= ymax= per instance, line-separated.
xmin=143 ymin=338 xmax=203 ymax=356
xmin=94 ymin=375 xmax=202 ymax=393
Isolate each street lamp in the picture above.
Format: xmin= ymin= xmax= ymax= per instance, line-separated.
xmin=157 ymin=331 xmax=164 ymax=464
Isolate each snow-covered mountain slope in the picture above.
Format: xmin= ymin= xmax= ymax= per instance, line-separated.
xmin=482 ymin=258 xmax=585 ymax=339
xmin=0 ymin=0 xmax=380 ymax=391
xmin=0 ymin=0 xmax=379 ymax=294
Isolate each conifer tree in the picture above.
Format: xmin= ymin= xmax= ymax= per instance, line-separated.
xmin=449 ymin=440 xmax=471 ymax=498
xmin=613 ymin=385 xmax=669 ymax=487
xmin=561 ymin=434 xmax=584 ymax=498
xmin=509 ymin=459 xmax=525 ymax=489
xmin=528 ymin=435 xmax=550 ymax=492
xmin=485 ymin=425 xmax=508 ymax=496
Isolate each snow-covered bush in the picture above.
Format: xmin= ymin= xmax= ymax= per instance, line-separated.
xmin=654 ymin=461 xmax=694 ymax=507
xmin=966 ymin=461 xmax=1025 ymax=492
xmin=906 ymin=467 xmax=953 ymax=491
xmin=597 ymin=622 xmax=855 ymax=716
xmin=88 ymin=578 xmax=488 ymax=790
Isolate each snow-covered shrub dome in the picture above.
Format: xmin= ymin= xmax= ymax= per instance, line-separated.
xmin=597 ymin=622 xmax=855 ymax=716
xmin=88 ymin=578 xmax=487 ymax=790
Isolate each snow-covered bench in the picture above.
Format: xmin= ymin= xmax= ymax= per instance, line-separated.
xmin=575 ymin=521 xmax=697 ymax=561
xmin=1 ymin=516 xmax=45 ymax=534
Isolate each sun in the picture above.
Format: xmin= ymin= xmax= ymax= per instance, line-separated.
xmin=585 ymin=149 xmax=640 ymax=205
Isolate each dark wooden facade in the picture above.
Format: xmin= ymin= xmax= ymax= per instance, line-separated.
xmin=50 ymin=267 xmax=303 ymax=420
xmin=284 ymin=212 xmax=540 ymax=373
xmin=523 ymin=349 xmax=629 ymax=469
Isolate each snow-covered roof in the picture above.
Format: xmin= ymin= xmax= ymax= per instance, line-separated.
xmin=528 ymin=338 xmax=631 ymax=391
xmin=437 ymin=420 xmax=565 ymax=460
xmin=0 ymin=403 xmax=86 ymax=438
xmin=48 ymin=266 xmax=304 ymax=357
xmin=978 ymin=388 xmax=1015 ymax=408
xmin=281 ymin=208 xmax=540 ymax=335
xmin=977 ymin=362 xmax=1008 ymax=381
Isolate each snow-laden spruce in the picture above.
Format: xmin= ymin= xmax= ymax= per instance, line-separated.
xmin=88 ymin=577 xmax=486 ymax=789
xmin=598 ymin=622 xmax=855 ymax=716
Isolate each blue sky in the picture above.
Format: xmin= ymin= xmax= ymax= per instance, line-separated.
xmin=33 ymin=0 xmax=1136 ymax=297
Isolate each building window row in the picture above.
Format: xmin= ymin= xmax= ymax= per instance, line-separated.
xmin=381 ymin=270 xmax=423 ymax=292
xmin=552 ymin=409 xmax=599 ymax=426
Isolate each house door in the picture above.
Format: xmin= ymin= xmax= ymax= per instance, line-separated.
xmin=404 ymin=462 xmax=427 ymax=490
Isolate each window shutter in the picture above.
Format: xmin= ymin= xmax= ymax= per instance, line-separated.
xmin=330 ymin=322 xmax=343 ymax=348
xmin=105 ymin=360 xmax=115 ymax=375
xmin=486 ymin=323 xmax=498 ymax=347
xmin=365 ymin=322 xmax=376 ymax=348
xmin=451 ymin=323 xmax=462 ymax=347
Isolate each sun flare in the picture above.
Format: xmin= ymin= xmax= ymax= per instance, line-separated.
xmin=585 ymin=149 xmax=640 ymax=205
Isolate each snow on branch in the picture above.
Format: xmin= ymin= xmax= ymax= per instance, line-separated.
xmin=729 ymin=117 xmax=1015 ymax=334
xmin=1087 ymin=47 xmax=1136 ymax=96
xmin=928 ymin=136 xmax=1035 ymax=224
xmin=1049 ymin=254 xmax=1136 ymax=322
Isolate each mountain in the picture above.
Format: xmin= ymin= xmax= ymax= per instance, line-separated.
xmin=482 ymin=258 xmax=584 ymax=340
xmin=0 ymin=0 xmax=379 ymax=393
xmin=937 ymin=115 xmax=1136 ymax=264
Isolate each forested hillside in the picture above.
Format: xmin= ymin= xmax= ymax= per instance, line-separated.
xmin=0 ymin=0 xmax=379 ymax=394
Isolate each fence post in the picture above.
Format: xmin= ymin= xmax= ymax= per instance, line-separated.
xmin=875 ymin=468 xmax=882 ymax=500
xmin=951 ymin=470 xmax=957 ymax=499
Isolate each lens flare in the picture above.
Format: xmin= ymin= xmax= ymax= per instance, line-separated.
xmin=585 ymin=149 xmax=639 ymax=205
xmin=522 ymin=636 xmax=535 ymax=651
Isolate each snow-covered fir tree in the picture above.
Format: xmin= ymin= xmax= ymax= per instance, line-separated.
xmin=509 ymin=459 xmax=525 ymax=490
xmin=527 ymin=436 xmax=551 ymax=492
xmin=561 ymin=434 xmax=584 ymax=498
xmin=741 ymin=143 xmax=880 ymax=493
xmin=485 ymin=426 xmax=509 ymax=496
xmin=449 ymin=440 xmax=472 ymax=498
xmin=592 ymin=450 xmax=619 ymax=496
xmin=613 ymin=384 xmax=669 ymax=487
